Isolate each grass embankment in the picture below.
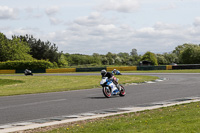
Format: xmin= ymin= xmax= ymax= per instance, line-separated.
xmin=0 ymin=75 xmax=157 ymax=96
xmin=36 ymin=102 xmax=200 ymax=133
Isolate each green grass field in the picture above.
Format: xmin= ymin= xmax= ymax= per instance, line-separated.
xmin=1 ymin=70 xmax=200 ymax=132
xmin=0 ymin=75 xmax=158 ymax=96
xmin=37 ymin=102 xmax=200 ymax=133
xmin=0 ymin=79 xmax=24 ymax=86
xmin=1 ymin=69 xmax=200 ymax=96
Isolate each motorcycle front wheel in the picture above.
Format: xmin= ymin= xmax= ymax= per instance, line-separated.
xmin=102 ymin=87 xmax=112 ymax=98
xmin=119 ymin=85 xmax=126 ymax=96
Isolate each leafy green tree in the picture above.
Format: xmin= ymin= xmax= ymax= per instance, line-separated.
xmin=66 ymin=54 xmax=102 ymax=66
xmin=156 ymin=54 xmax=167 ymax=65
xmin=173 ymin=43 xmax=197 ymax=55
xmin=114 ymin=56 xmax=122 ymax=65
xmin=106 ymin=52 xmax=115 ymax=65
xmin=130 ymin=48 xmax=138 ymax=56
xmin=130 ymin=55 xmax=141 ymax=65
xmin=117 ymin=52 xmax=130 ymax=65
xmin=117 ymin=52 xmax=129 ymax=59
xmin=141 ymin=51 xmax=158 ymax=65
xmin=92 ymin=53 xmax=102 ymax=65
xmin=15 ymin=35 xmax=59 ymax=63
xmin=68 ymin=54 xmax=81 ymax=65
xmin=163 ymin=52 xmax=178 ymax=64
xmin=130 ymin=49 xmax=140 ymax=65
xmin=0 ymin=33 xmax=33 ymax=61
xmin=57 ymin=54 xmax=68 ymax=67
xmin=0 ymin=33 xmax=9 ymax=61
xmin=173 ymin=43 xmax=199 ymax=63
xmin=101 ymin=56 xmax=108 ymax=65
xmin=180 ymin=46 xmax=200 ymax=64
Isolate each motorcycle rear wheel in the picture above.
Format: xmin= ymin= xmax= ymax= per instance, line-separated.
xmin=102 ymin=87 xmax=112 ymax=98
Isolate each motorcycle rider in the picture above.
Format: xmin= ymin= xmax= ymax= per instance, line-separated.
xmin=101 ymin=69 xmax=121 ymax=91
xmin=24 ymin=69 xmax=32 ymax=76
xmin=112 ymin=69 xmax=117 ymax=75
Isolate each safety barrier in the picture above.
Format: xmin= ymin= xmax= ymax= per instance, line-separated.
xmin=16 ymin=69 xmax=46 ymax=73
xmin=166 ymin=65 xmax=172 ymax=70
xmin=1 ymin=65 xmax=200 ymax=74
xmin=0 ymin=70 xmax=15 ymax=74
xmin=107 ymin=66 xmax=137 ymax=71
xmin=76 ymin=67 xmax=106 ymax=72
xmin=137 ymin=66 xmax=166 ymax=70
xmin=46 ymin=68 xmax=76 ymax=73
xmin=172 ymin=64 xmax=200 ymax=69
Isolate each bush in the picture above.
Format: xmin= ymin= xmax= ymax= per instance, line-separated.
xmin=0 ymin=60 xmax=53 ymax=70
xmin=141 ymin=51 xmax=158 ymax=66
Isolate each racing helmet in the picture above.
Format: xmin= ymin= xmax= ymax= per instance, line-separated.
xmin=101 ymin=69 xmax=107 ymax=76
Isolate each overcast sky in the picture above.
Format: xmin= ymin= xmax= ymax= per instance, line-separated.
xmin=1 ymin=0 xmax=200 ymax=55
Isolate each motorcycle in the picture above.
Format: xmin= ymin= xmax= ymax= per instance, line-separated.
xmin=100 ymin=77 xmax=126 ymax=98
xmin=112 ymin=70 xmax=122 ymax=75
xmin=24 ymin=69 xmax=33 ymax=76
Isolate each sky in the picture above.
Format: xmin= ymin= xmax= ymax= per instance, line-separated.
xmin=1 ymin=0 xmax=200 ymax=55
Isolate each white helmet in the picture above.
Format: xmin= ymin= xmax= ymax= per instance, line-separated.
xmin=101 ymin=69 xmax=107 ymax=76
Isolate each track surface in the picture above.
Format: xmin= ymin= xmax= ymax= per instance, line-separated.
xmin=0 ymin=73 xmax=200 ymax=125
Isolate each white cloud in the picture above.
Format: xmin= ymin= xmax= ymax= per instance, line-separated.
xmin=154 ymin=22 xmax=180 ymax=30
xmin=0 ymin=26 xmax=10 ymax=31
xmin=45 ymin=6 xmax=60 ymax=16
xmin=97 ymin=24 xmax=116 ymax=32
xmin=135 ymin=22 xmax=187 ymax=43
xmin=2 ymin=14 xmax=200 ymax=55
xmin=158 ymin=3 xmax=177 ymax=10
xmin=74 ymin=12 xmax=111 ymax=26
xmin=0 ymin=6 xmax=17 ymax=19
xmin=193 ymin=17 xmax=200 ymax=27
xmin=97 ymin=0 xmax=140 ymax=13
xmin=45 ymin=6 xmax=62 ymax=25
xmin=1 ymin=0 xmax=200 ymax=55
xmin=49 ymin=17 xmax=62 ymax=25
xmin=3 ymin=27 xmax=43 ymax=39
xmin=51 ymin=16 xmax=200 ymax=54
xmin=24 ymin=7 xmax=43 ymax=19
xmin=2 ymin=10 xmax=199 ymax=55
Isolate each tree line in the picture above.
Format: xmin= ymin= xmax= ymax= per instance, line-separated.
xmin=1 ymin=32 xmax=200 ymax=67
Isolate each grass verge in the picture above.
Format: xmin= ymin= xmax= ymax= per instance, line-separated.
xmin=0 ymin=75 xmax=157 ymax=96
xmin=0 ymin=79 xmax=24 ymax=86
xmin=32 ymin=102 xmax=200 ymax=133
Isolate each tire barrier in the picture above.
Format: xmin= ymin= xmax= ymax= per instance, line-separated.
xmin=172 ymin=64 xmax=200 ymax=70
xmin=46 ymin=68 xmax=76 ymax=73
xmin=107 ymin=66 xmax=137 ymax=71
xmin=166 ymin=65 xmax=172 ymax=70
xmin=76 ymin=67 xmax=106 ymax=72
xmin=137 ymin=66 xmax=166 ymax=70
xmin=1 ymin=65 xmax=200 ymax=74
xmin=0 ymin=70 xmax=15 ymax=74
xmin=16 ymin=69 xmax=46 ymax=73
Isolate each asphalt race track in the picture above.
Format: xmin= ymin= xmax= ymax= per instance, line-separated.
xmin=0 ymin=73 xmax=200 ymax=126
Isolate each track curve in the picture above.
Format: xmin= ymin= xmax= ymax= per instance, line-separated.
xmin=0 ymin=73 xmax=200 ymax=125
